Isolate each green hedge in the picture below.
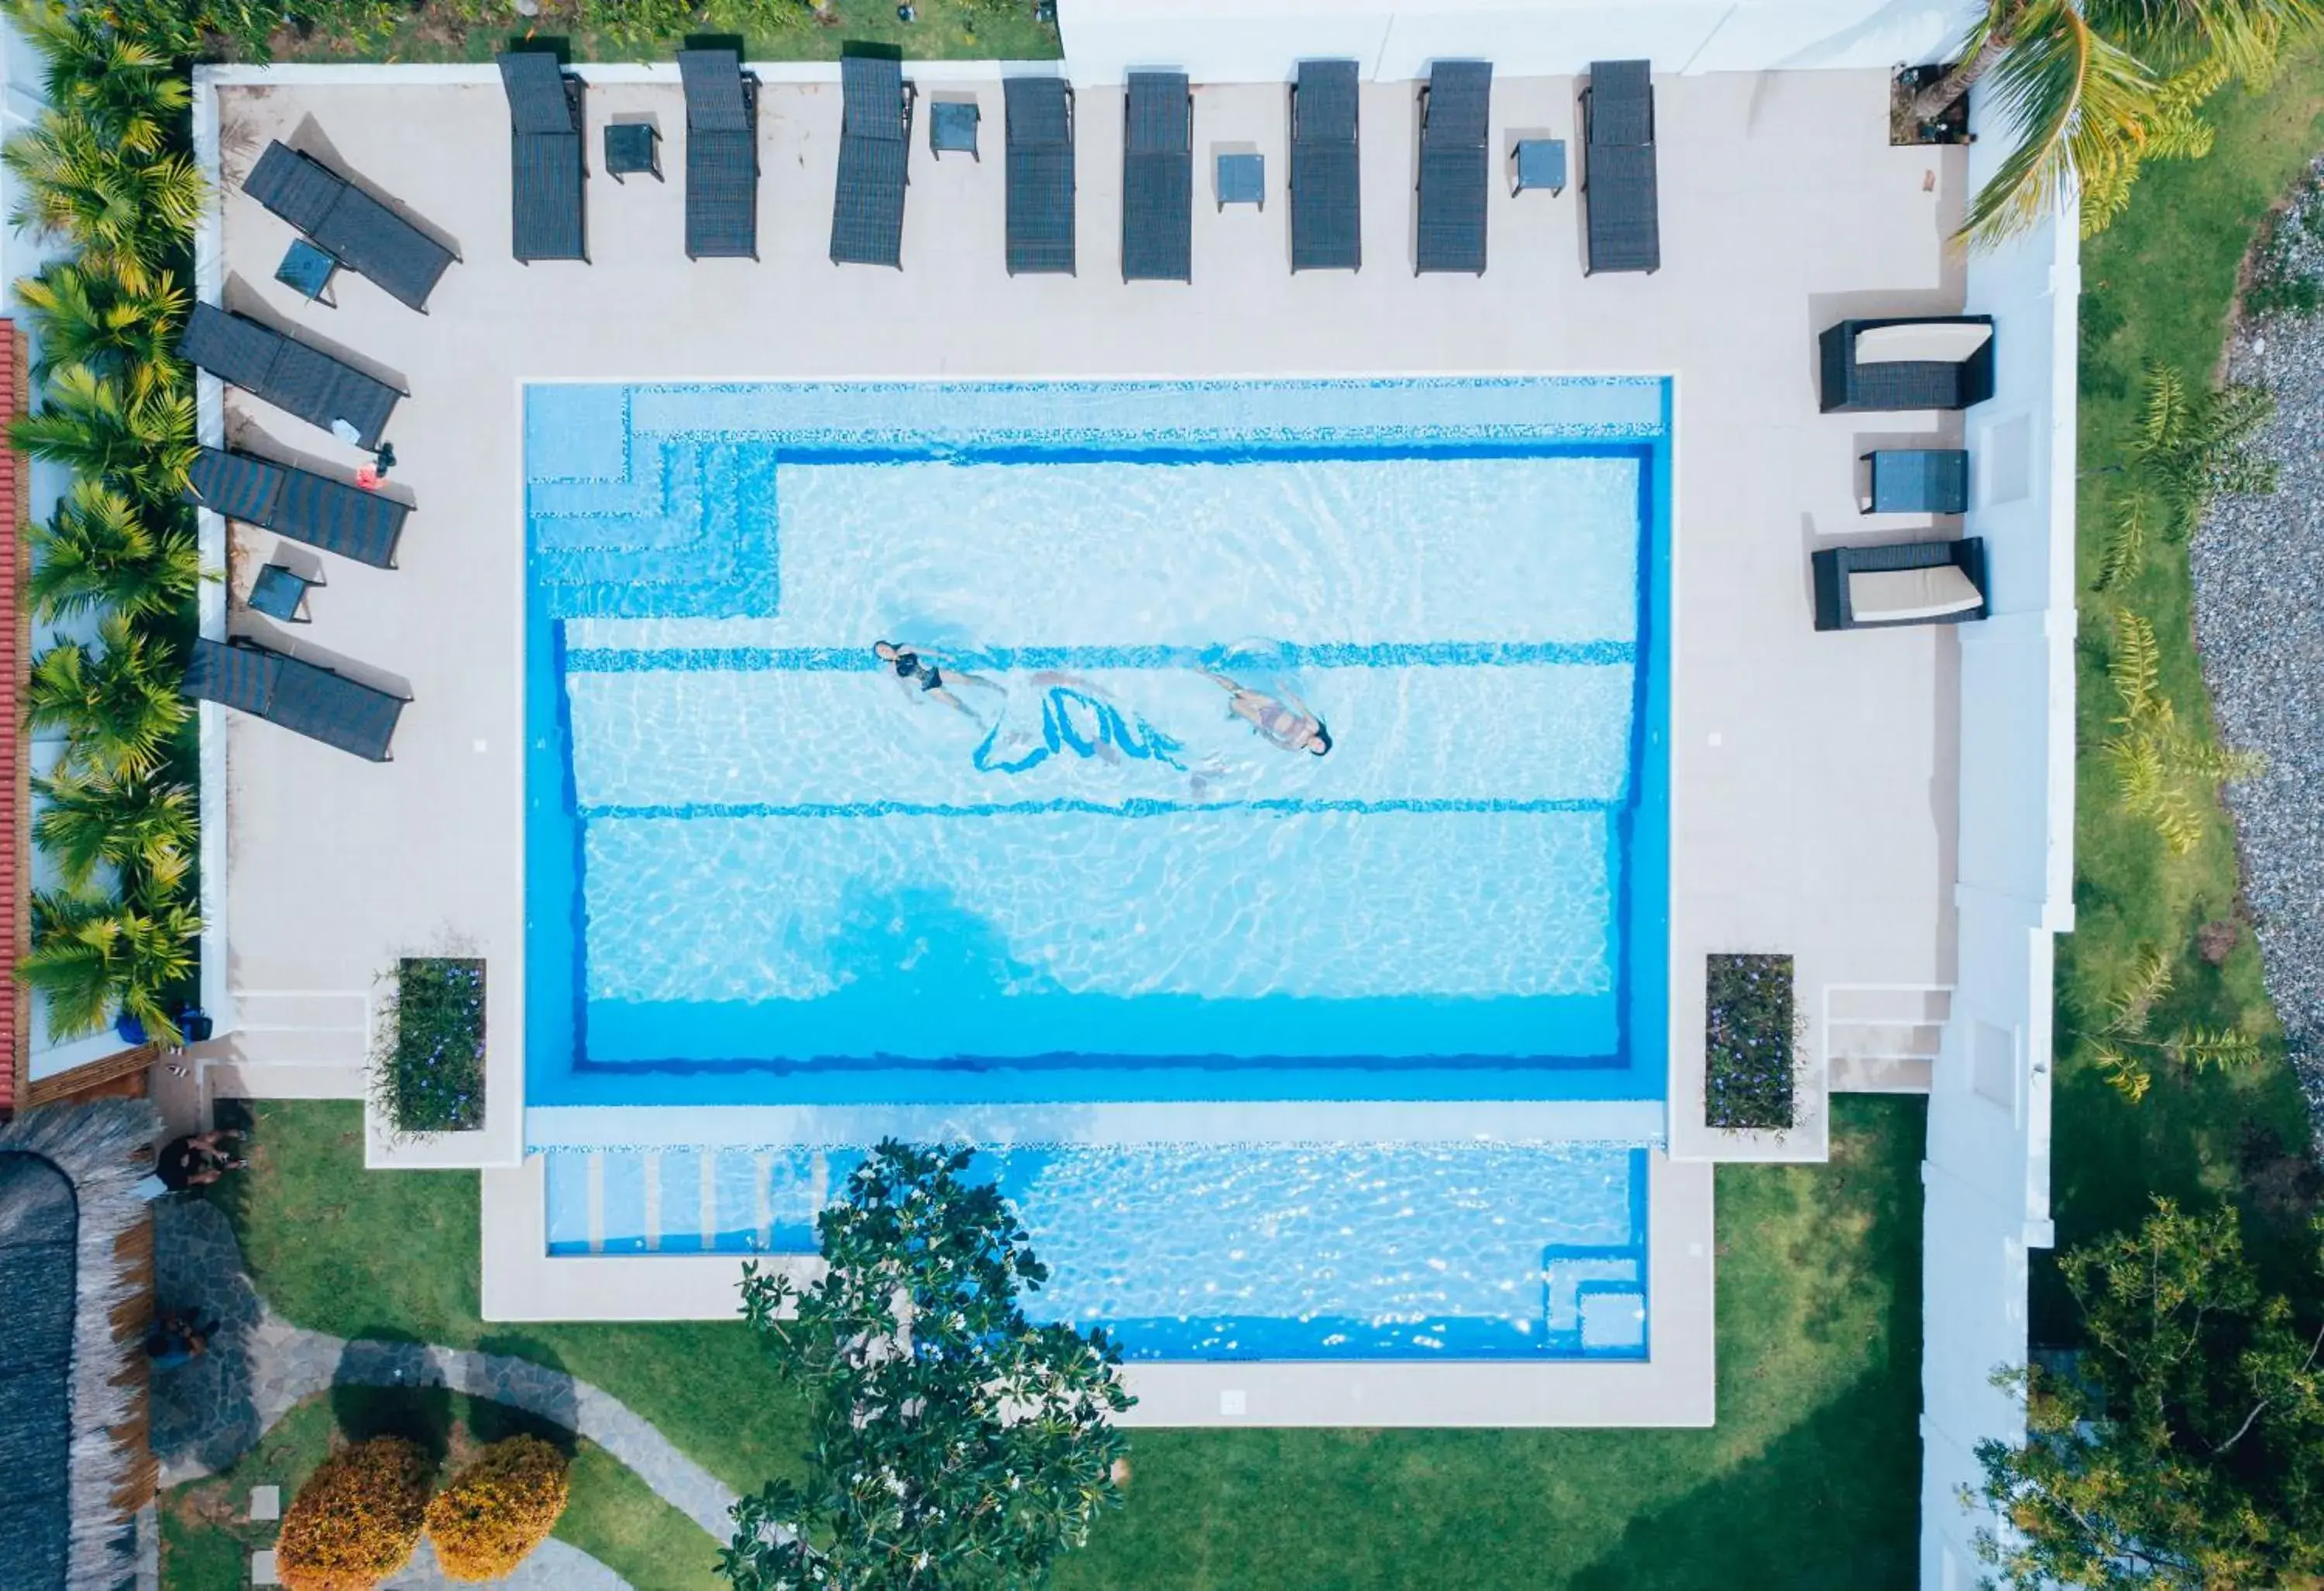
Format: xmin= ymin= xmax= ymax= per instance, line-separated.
xmin=1705 ymin=954 xmax=1796 ymax=1130
xmin=373 ymin=957 xmax=486 ymax=1134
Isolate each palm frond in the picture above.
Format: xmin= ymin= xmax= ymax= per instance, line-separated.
xmin=25 ymin=610 xmax=189 ymax=781
xmin=2104 ymin=943 xmax=2173 ymax=1036
xmin=2089 ymin=1041 xmax=2154 ymax=1102
xmin=26 ymin=477 xmax=200 ymax=623
xmin=2095 ymin=490 xmax=2151 ymax=592
xmin=1965 ymin=0 xmax=2162 ymax=246
xmin=2109 ymin=607 xmax=2164 ymax=720
xmin=30 ymin=763 xmax=195 ymax=895
xmin=2167 ymin=1026 xmax=2267 ymax=1072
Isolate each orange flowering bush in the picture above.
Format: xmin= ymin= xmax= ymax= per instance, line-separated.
xmin=422 ymin=1435 xmax=570 ymax=1582
xmin=275 ymin=1437 xmax=431 ymax=1591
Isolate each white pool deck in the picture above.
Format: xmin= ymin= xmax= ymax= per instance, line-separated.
xmin=192 ymin=60 xmax=1967 ymax=1427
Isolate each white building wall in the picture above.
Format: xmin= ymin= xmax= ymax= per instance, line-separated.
xmin=1920 ymin=92 xmax=2077 ymax=1589
xmin=1057 ymin=0 xmax=1982 ymax=86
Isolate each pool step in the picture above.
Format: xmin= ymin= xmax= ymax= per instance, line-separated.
xmin=545 ymin=1146 xmax=846 ymax=1256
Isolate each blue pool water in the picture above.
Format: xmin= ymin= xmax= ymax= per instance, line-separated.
xmin=524 ymin=378 xmax=1673 ymax=1107
xmin=542 ymin=1141 xmax=1650 ymax=1360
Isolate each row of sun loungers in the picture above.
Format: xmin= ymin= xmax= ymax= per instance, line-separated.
xmin=184 ymin=636 xmax=407 ymax=762
xmin=184 ymin=446 xmax=409 ymax=569
xmin=486 ymin=54 xmax=1659 ymax=279
xmin=243 ymin=141 xmax=459 ymax=311
xmin=180 ymin=303 xmax=401 ymax=449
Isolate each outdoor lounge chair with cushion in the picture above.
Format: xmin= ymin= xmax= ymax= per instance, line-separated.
xmin=1415 ymin=60 xmax=1490 ymax=275
xmin=1291 ymin=59 xmax=1360 ymax=272
xmin=831 ymin=54 xmax=914 ymax=267
xmin=184 ymin=446 xmax=410 ymax=569
xmin=1122 ymin=70 xmax=1192 ymax=282
xmin=1580 ymin=59 xmax=1659 ymax=275
xmin=184 ymin=636 xmax=407 ymax=761
xmin=1811 ymin=537 xmax=1990 ymax=631
xmin=498 ymin=51 xmax=587 ymax=263
xmin=242 ymin=141 xmax=458 ymax=312
xmin=1819 ymin=315 xmax=1997 ymax=411
xmin=679 ymin=48 xmax=759 ymax=260
xmin=1004 ymin=77 xmax=1075 ymax=275
xmin=178 ymin=303 xmax=402 ymax=451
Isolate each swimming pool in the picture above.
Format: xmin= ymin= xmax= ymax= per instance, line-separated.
xmin=524 ymin=377 xmax=1673 ymax=1109
xmin=541 ymin=1139 xmax=1651 ymax=1361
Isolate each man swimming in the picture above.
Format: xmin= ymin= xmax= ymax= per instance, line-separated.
xmin=1202 ymin=670 xmax=1332 ymax=756
xmin=873 ymin=641 xmax=999 ymax=716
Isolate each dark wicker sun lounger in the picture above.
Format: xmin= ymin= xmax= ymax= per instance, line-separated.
xmin=498 ymin=51 xmax=587 ymax=264
xmin=831 ymin=55 xmax=913 ymax=267
xmin=1581 ymin=60 xmax=1659 ymax=275
xmin=179 ymin=303 xmax=401 ymax=450
xmin=1291 ymin=60 xmax=1360 ymax=273
xmin=243 ymin=141 xmax=457 ymax=311
xmin=185 ymin=445 xmax=410 ymax=569
xmin=185 ymin=636 xmax=407 ymax=761
xmin=1415 ymin=60 xmax=1490 ymax=275
xmin=679 ymin=49 xmax=759 ymax=260
xmin=1812 ymin=538 xmax=1990 ymax=631
xmin=1820 ymin=316 xmax=1999 ymax=411
xmin=1004 ymin=77 xmax=1075 ymax=275
xmin=1122 ymin=70 xmax=1191 ymax=283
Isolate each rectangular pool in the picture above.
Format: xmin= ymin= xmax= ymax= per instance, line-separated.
xmin=524 ymin=378 xmax=1671 ymax=1108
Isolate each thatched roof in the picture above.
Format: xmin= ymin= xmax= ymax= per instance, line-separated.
xmin=0 ymin=1099 xmax=162 ymax=1591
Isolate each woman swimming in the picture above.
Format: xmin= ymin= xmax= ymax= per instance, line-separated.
xmin=873 ymin=640 xmax=999 ymax=717
xmin=1202 ymin=670 xmax=1332 ymax=755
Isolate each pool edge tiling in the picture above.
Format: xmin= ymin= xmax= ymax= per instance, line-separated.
xmin=523 ymin=376 xmax=1674 ymax=1117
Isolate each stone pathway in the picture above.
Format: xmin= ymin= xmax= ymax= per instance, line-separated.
xmin=149 ymin=1197 xmax=743 ymax=1583
xmin=385 ymin=1535 xmax=629 ymax=1589
xmin=2191 ymin=153 xmax=2324 ymax=1128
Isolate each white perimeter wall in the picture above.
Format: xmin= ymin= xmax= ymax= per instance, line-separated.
xmin=1058 ymin=0 xmax=1982 ymax=85
xmin=1920 ymin=92 xmax=2077 ymax=1589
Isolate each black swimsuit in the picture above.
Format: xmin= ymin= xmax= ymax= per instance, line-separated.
xmin=892 ymin=651 xmax=944 ymax=692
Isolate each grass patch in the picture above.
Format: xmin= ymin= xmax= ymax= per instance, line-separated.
xmin=158 ymin=1390 xmax=724 ymax=1591
xmin=219 ymin=1097 xmax=1923 ymax=1586
xmin=208 ymin=1100 xmax=806 ymax=1500
xmin=272 ymin=0 xmax=1061 ymax=64
xmin=2059 ymin=50 xmax=2324 ymax=1321
xmin=1049 ymin=1096 xmax=1930 ymax=1589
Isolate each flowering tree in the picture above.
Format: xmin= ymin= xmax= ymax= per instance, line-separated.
xmin=722 ymin=1140 xmax=1133 ymax=1590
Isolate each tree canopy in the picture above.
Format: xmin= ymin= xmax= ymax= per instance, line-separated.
xmin=723 ymin=1140 xmax=1133 ymax=1591
xmin=1974 ymin=1198 xmax=2324 ymax=1587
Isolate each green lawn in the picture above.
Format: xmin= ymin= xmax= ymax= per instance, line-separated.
xmin=274 ymin=0 xmax=1061 ymax=64
xmin=2054 ymin=53 xmax=2324 ymax=1321
xmin=160 ymin=1390 xmax=724 ymax=1590
xmin=218 ymin=1094 xmax=1927 ymax=1587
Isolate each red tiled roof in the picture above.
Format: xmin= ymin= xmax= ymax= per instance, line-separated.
xmin=1 ymin=321 xmax=22 ymax=1120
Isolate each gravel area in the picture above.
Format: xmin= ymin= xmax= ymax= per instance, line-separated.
xmin=2188 ymin=154 xmax=2324 ymax=1124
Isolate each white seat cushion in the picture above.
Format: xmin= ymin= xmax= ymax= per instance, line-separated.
xmin=1848 ymin=562 xmax=1982 ymax=622
xmin=1853 ymin=321 xmax=1992 ymax=365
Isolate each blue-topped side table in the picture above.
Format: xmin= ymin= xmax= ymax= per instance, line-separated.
xmin=604 ymin=121 xmax=662 ymax=183
xmin=930 ymin=100 xmax=980 ymax=160
xmin=1215 ymin=152 xmax=1264 ymax=211
xmin=1511 ymin=138 xmax=1567 ymax=196
xmin=1861 ymin=448 xmax=1971 ymax=514
xmin=275 ymin=238 xmax=339 ymax=305
xmin=247 ymin=563 xmax=315 ymax=624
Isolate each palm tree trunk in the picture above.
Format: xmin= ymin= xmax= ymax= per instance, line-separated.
xmin=1910 ymin=24 xmax=2014 ymax=123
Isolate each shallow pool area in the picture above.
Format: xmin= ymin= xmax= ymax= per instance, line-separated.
xmin=543 ymin=1140 xmax=1650 ymax=1360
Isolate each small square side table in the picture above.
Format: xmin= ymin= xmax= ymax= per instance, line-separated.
xmin=1215 ymin=152 xmax=1264 ymax=211
xmin=1512 ymin=138 xmax=1567 ymax=196
xmin=930 ymin=101 xmax=980 ymax=160
xmin=1861 ymin=448 xmax=1971 ymax=514
xmin=274 ymin=239 xmax=339 ymax=305
xmin=247 ymin=563 xmax=315 ymax=624
xmin=604 ymin=122 xmax=662 ymax=183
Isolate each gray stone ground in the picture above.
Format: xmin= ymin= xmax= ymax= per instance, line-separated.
xmin=148 ymin=1193 xmax=742 ymax=1587
xmin=2188 ymin=154 xmax=2324 ymax=1123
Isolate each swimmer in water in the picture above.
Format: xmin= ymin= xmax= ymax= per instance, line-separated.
xmin=1201 ymin=670 xmax=1332 ymax=756
xmin=873 ymin=641 xmax=999 ymax=717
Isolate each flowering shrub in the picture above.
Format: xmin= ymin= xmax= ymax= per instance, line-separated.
xmin=1704 ymin=954 xmax=1799 ymax=1130
xmin=275 ymin=1437 xmax=431 ymax=1591
xmin=423 ymin=1435 xmax=570 ymax=1582
xmin=371 ymin=957 xmax=485 ymax=1135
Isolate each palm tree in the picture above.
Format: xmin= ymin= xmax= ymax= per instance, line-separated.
xmin=2 ymin=101 xmax=204 ymax=276
xmin=12 ymin=363 xmax=197 ymax=508
xmin=23 ymin=886 xmax=198 ymax=1045
xmin=17 ymin=259 xmax=188 ymax=402
xmin=1908 ymin=0 xmax=2324 ymax=246
xmin=26 ymin=479 xmax=201 ymax=624
xmin=6 ymin=0 xmax=190 ymax=156
xmin=31 ymin=764 xmax=194 ymax=897
xmin=26 ymin=610 xmax=189 ymax=781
